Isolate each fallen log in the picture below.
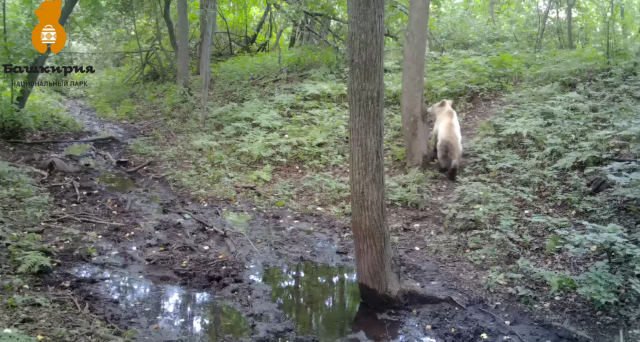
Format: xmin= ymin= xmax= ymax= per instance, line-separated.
xmin=7 ymin=136 xmax=117 ymax=145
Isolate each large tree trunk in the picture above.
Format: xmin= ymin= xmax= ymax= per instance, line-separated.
xmin=347 ymin=0 xmax=401 ymax=307
xmin=176 ymin=0 xmax=189 ymax=87
xmin=567 ymin=0 xmax=576 ymax=49
xmin=401 ymin=0 xmax=431 ymax=169
xmin=489 ymin=0 xmax=496 ymax=24
xmin=163 ymin=0 xmax=179 ymax=57
xmin=535 ymin=0 xmax=553 ymax=52
xmin=199 ymin=0 xmax=217 ymax=126
xmin=16 ymin=0 xmax=78 ymax=110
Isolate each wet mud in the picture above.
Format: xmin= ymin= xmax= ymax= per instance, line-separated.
xmin=0 ymin=100 xmax=590 ymax=342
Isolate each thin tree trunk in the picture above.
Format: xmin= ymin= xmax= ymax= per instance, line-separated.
xmin=555 ymin=1 xmax=564 ymax=48
xmin=606 ymin=0 xmax=613 ymax=64
xmin=218 ymin=9 xmax=233 ymax=55
xmin=16 ymin=0 xmax=78 ymax=110
xmin=176 ymin=0 xmax=189 ymax=87
xmin=2 ymin=0 xmax=13 ymax=104
xmin=620 ymin=3 xmax=626 ymax=39
xmin=535 ymin=0 xmax=553 ymax=52
xmin=272 ymin=22 xmax=287 ymax=51
xmin=247 ymin=4 xmax=271 ymax=47
xmin=131 ymin=4 xmax=145 ymax=76
xmin=288 ymin=19 xmax=299 ymax=48
xmin=163 ymin=0 xmax=179 ymax=57
xmin=155 ymin=10 xmax=175 ymax=69
xmin=347 ymin=0 xmax=401 ymax=307
xmin=489 ymin=0 xmax=496 ymax=24
xmin=200 ymin=0 xmax=216 ymax=126
xmin=401 ymin=0 xmax=431 ymax=168
xmin=567 ymin=0 xmax=576 ymax=49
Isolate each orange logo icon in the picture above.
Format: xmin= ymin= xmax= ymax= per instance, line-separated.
xmin=31 ymin=0 xmax=67 ymax=54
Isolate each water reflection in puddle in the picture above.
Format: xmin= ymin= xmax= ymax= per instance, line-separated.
xmin=259 ymin=262 xmax=406 ymax=342
xmin=72 ymin=265 xmax=250 ymax=341
xmin=96 ymin=172 xmax=136 ymax=192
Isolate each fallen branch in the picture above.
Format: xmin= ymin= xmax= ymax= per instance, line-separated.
xmin=4 ymin=161 xmax=49 ymax=177
xmin=479 ymin=308 xmax=527 ymax=342
xmin=7 ymin=136 xmax=117 ymax=145
xmin=37 ymin=158 xmax=80 ymax=173
xmin=603 ymin=157 xmax=638 ymax=163
xmin=51 ymin=214 xmax=125 ymax=226
xmin=96 ymin=150 xmax=117 ymax=165
xmin=126 ymin=160 xmax=153 ymax=173
xmin=72 ymin=180 xmax=81 ymax=203
xmin=550 ymin=322 xmax=593 ymax=341
xmin=168 ymin=208 xmax=243 ymax=254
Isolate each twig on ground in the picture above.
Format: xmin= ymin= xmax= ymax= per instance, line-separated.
xmin=50 ymin=214 xmax=125 ymax=226
xmin=7 ymin=136 xmax=117 ymax=145
xmin=72 ymin=180 xmax=81 ymax=203
xmin=125 ymin=195 xmax=133 ymax=212
xmin=96 ymin=150 xmax=117 ymax=165
xmin=126 ymin=160 xmax=153 ymax=173
xmin=479 ymin=308 xmax=527 ymax=342
xmin=151 ymin=171 xmax=174 ymax=179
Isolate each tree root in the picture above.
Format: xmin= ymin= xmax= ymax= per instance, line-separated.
xmin=96 ymin=150 xmax=117 ymax=165
xmin=400 ymin=280 xmax=467 ymax=309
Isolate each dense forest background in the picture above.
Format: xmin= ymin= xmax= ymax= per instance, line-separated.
xmin=1 ymin=0 xmax=640 ymax=340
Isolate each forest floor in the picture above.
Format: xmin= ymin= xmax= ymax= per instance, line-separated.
xmin=1 ymin=95 xmax=627 ymax=342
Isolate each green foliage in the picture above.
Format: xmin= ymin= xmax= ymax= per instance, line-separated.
xmin=386 ymin=168 xmax=430 ymax=209
xmin=6 ymin=294 xmax=52 ymax=308
xmin=213 ymin=46 xmax=341 ymax=91
xmin=0 ymin=329 xmax=36 ymax=342
xmin=0 ymin=91 xmax=80 ymax=138
xmin=0 ymin=163 xmax=51 ymax=227
xmin=447 ymin=68 xmax=640 ymax=315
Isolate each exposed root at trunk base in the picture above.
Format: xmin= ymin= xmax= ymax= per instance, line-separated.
xmin=400 ymin=279 xmax=467 ymax=309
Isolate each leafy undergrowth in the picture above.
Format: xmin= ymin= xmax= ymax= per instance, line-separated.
xmin=440 ymin=64 xmax=640 ymax=321
xmin=83 ymin=46 xmax=608 ymax=217
xmin=0 ymin=89 xmax=81 ymax=138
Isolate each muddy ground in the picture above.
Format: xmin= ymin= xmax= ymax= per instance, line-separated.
xmin=0 ymin=100 xmax=614 ymax=342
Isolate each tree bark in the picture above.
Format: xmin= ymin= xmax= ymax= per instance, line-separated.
xmin=606 ymin=0 xmax=613 ymax=64
xmin=401 ymin=0 xmax=431 ymax=168
xmin=288 ymin=19 xmax=299 ymax=48
xmin=272 ymin=22 xmax=287 ymax=51
xmin=554 ymin=1 xmax=564 ymax=48
xmin=489 ymin=0 xmax=496 ymax=24
xmin=347 ymin=0 xmax=401 ymax=307
xmin=163 ymin=0 xmax=179 ymax=57
xmin=535 ymin=0 xmax=553 ymax=52
xmin=2 ymin=0 xmax=13 ymax=104
xmin=218 ymin=9 xmax=233 ymax=55
xmin=200 ymin=0 xmax=217 ymax=126
xmin=620 ymin=3 xmax=626 ymax=39
xmin=176 ymin=0 xmax=189 ymax=87
xmin=247 ymin=4 xmax=271 ymax=47
xmin=567 ymin=0 xmax=576 ymax=49
xmin=16 ymin=0 xmax=78 ymax=110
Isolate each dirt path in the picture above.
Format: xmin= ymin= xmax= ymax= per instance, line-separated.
xmin=0 ymin=99 xmax=587 ymax=342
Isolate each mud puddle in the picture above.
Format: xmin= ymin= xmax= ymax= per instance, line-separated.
xmin=70 ymin=265 xmax=250 ymax=342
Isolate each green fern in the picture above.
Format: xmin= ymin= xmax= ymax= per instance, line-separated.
xmin=15 ymin=251 xmax=52 ymax=274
